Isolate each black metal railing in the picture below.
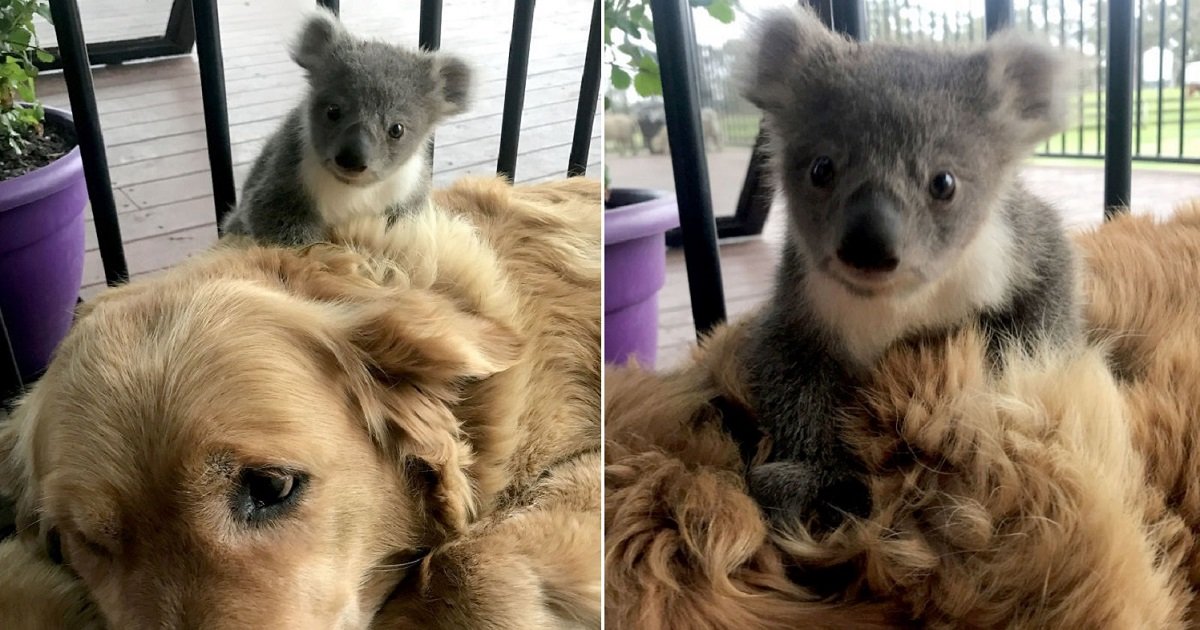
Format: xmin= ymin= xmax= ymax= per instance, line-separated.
xmin=0 ymin=0 xmax=602 ymax=401
xmin=653 ymin=0 xmax=1140 ymax=337
xmin=614 ymin=1 xmax=1196 ymax=163
xmin=866 ymin=0 xmax=1197 ymax=165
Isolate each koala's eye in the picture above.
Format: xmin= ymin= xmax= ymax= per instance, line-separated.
xmin=388 ymin=123 xmax=405 ymax=139
xmin=810 ymin=156 xmax=835 ymax=188
xmin=326 ymin=104 xmax=342 ymax=121
xmin=929 ymin=171 xmax=956 ymax=200
xmin=234 ymin=468 xmax=306 ymax=523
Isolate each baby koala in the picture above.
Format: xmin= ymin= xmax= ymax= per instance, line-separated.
xmin=737 ymin=7 xmax=1081 ymax=532
xmin=222 ymin=10 xmax=471 ymax=245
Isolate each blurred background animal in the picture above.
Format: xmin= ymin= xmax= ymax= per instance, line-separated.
xmin=649 ymin=107 xmax=723 ymax=154
xmin=604 ymin=112 xmax=639 ymax=155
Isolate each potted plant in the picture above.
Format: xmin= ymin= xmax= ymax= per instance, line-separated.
xmin=0 ymin=0 xmax=87 ymax=389
xmin=603 ymin=0 xmax=735 ymax=368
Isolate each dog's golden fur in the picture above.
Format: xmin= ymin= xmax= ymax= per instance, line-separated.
xmin=0 ymin=176 xmax=600 ymax=629
xmin=605 ymin=199 xmax=1200 ymax=628
xmin=0 ymin=538 xmax=102 ymax=629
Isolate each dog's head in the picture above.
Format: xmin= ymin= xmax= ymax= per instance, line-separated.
xmin=0 ymin=243 xmax=519 ymax=629
xmin=291 ymin=9 xmax=471 ymax=186
xmin=740 ymin=6 xmax=1074 ymax=298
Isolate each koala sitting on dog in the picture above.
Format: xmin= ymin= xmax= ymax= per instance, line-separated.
xmin=735 ymin=6 xmax=1082 ymax=533
xmin=223 ymin=10 xmax=472 ymax=245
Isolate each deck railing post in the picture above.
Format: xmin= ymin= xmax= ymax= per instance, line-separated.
xmin=651 ymin=0 xmax=727 ymax=336
xmin=317 ymin=0 xmax=339 ymax=16
xmin=496 ymin=0 xmax=536 ymax=181
xmin=192 ymin=0 xmax=237 ymax=228
xmin=1104 ymin=0 xmax=1135 ymax=218
xmin=420 ymin=0 xmax=444 ymax=164
xmin=48 ymin=0 xmax=129 ymax=286
xmin=0 ymin=310 xmax=21 ymax=403
xmin=831 ymin=0 xmax=867 ymax=39
xmin=419 ymin=0 xmax=443 ymax=50
xmin=985 ymin=0 xmax=1014 ymax=35
xmin=567 ymin=0 xmax=601 ymax=177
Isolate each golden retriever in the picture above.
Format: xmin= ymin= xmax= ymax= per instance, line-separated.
xmin=0 ymin=176 xmax=601 ymax=629
xmin=605 ymin=199 xmax=1200 ymax=628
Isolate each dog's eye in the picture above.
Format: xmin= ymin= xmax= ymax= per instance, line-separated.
xmin=234 ymin=468 xmax=306 ymax=523
xmin=388 ymin=123 xmax=405 ymax=139
xmin=326 ymin=104 xmax=342 ymax=121
xmin=810 ymin=156 xmax=835 ymax=188
xmin=929 ymin=171 xmax=956 ymax=200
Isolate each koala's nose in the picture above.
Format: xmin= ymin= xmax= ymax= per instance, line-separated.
xmin=333 ymin=136 xmax=368 ymax=173
xmin=836 ymin=189 xmax=901 ymax=273
xmin=837 ymin=224 xmax=899 ymax=272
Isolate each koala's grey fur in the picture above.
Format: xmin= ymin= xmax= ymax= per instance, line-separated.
xmin=736 ymin=6 xmax=1082 ymax=532
xmin=222 ymin=10 xmax=472 ymax=245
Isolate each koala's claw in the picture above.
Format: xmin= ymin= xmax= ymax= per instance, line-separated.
xmin=746 ymin=461 xmax=870 ymax=534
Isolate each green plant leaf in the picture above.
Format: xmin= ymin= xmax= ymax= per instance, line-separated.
xmin=633 ymin=69 xmax=662 ymax=96
xmin=9 ymin=27 xmax=30 ymax=47
xmin=706 ymin=0 xmax=735 ymax=24
xmin=611 ymin=66 xmax=632 ymax=90
xmin=35 ymin=49 xmax=52 ymax=63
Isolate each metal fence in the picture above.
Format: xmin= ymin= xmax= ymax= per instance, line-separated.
xmin=0 ymin=0 xmax=601 ymax=401
xmin=650 ymin=0 xmax=1143 ymax=338
xmin=611 ymin=0 xmax=1198 ymax=164
xmin=866 ymin=0 xmax=1198 ymax=164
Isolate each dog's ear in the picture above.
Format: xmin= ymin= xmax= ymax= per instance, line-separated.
xmin=239 ymin=242 xmax=522 ymax=535
xmin=330 ymin=292 xmax=522 ymax=536
xmin=432 ymin=54 xmax=472 ymax=117
xmin=291 ymin=9 xmax=344 ymax=72
xmin=0 ymin=387 xmax=50 ymax=555
xmin=738 ymin=5 xmax=852 ymax=114
xmin=979 ymin=31 xmax=1075 ymax=146
xmin=335 ymin=293 xmax=522 ymax=385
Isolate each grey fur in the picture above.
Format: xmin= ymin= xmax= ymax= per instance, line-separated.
xmin=736 ymin=6 xmax=1082 ymax=533
xmin=222 ymin=9 xmax=472 ymax=245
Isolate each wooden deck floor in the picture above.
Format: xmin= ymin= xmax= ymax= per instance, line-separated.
xmin=34 ymin=0 xmax=599 ymax=298
xmin=615 ymin=153 xmax=1200 ymax=368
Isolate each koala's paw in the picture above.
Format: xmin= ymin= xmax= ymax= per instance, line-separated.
xmin=746 ymin=461 xmax=870 ymax=534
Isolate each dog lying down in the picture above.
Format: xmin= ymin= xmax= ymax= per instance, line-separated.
xmin=0 ymin=176 xmax=601 ymax=629
xmin=605 ymin=199 xmax=1200 ymax=629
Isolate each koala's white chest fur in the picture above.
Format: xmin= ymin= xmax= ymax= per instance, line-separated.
xmin=805 ymin=213 xmax=1019 ymax=368
xmin=300 ymin=150 xmax=429 ymax=226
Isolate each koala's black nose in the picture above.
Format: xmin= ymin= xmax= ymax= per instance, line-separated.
xmin=334 ymin=146 xmax=367 ymax=172
xmin=836 ymin=188 xmax=901 ymax=273
xmin=837 ymin=224 xmax=899 ymax=272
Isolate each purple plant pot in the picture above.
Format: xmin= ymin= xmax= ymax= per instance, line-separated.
xmin=605 ymin=188 xmax=679 ymax=368
xmin=0 ymin=107 xmax=86 ymax=382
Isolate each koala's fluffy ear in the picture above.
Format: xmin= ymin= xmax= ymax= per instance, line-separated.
xmin=738 ymin=5 xmax=852 ymax=114
xmin=982 ymin=31 xmax=1076 ymax=145
xmin=433 ymin=54 xmax=472 ymax=117
xmin=290 ymin=9 xmax=344 ymax=72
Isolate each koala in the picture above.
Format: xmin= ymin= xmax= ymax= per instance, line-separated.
xmin=222 ymin=10 xmax=472 ymax=245
xmin=736 ymin=7 xmax=1082 ymax=533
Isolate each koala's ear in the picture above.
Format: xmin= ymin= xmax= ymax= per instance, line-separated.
xmin=737 ymin=5 xmax=851 ymax=114
xmin=982 ymin=31 xmax=1076 ymax=145
xmin=290 ymin=9 xmax=344 ymax=72
xmin=432 ymin=54 xmax=472 ymax=117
